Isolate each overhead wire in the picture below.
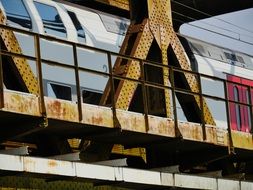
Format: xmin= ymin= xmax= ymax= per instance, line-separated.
xmin=172 ymin=18 xmax=253 ymax=46
xmin=184 ymin=22 xmax=253 ymax=46
xmin=171 ymin=10 xmax=253 ymax=44
xmin=172 ymin=11 xmax=253 ymax=38
xmin=169 ymin=3 xmax=253 ymax=46
xmin=171 ymin=0 xmax=253 ymax=35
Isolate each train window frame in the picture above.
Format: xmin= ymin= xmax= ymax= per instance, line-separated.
xmin=224 ymin=52 xmax=238 ymax=62
xmin=34 ymin=1 xmax=67 ymax=38
xmin=67 ymin=11 xmax=86 ymax=43
xmin=246 ymin=90 xmax=252 ymax=131
xmin=233 ymin=86 xmax=242 ymax=131
xmin=189 ymin=42 xmax=206 ymax=55
xmin=47 ymin=82 xmax=72 ymax=101
xmin=81 ymin=89 xmax=102 ymax=105
xmin=237 ymin=55 xmax=245 ymax=64
xmin=99 ymin=13 xmax=128 ymax=35
xmin=0 ymin=0 xmax=32 ymax=29
xmin=227 ymin=74 xmax=253 ymax=133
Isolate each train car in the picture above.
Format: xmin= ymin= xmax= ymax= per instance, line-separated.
xmin=185 ymin=37 xmax=253 ymax=132
xmin=1 ymin=0 xmax=253 ymax=133
xmin=0 ymin=0 xmax=129 ymax=102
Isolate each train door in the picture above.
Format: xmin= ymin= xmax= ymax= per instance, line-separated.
xmin=227 ymin=75 xmax=252 ymax=132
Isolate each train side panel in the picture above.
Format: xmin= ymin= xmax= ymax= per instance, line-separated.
xmin=187 ymin=38 xmax=253 ymax=131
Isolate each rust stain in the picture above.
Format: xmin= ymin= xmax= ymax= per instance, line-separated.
xmin=45 ymin=97 xmax=78 ymax=122
xmin=62 ymin=107 xmax=67 ymax=116
xmin=117 ymin=110 xmax=145 ymax=132
xmin=82 ymin=104 xmax=113 ymax=128
xmin=148 ymin=116 xmax=175 ymax=137
xmin=3 ymin=91 xmax=40 ymax=115
xmin=48 ymin=160 xmax=58 ymax=168
xmin=178 ymin=122 xmax=203 ymax=141
xmin=91 ymin=115 xmax=103 ymax=125
xmin=23 ymin=158 xmax=36 ymax=172
xmin=205 ymin=126 xmax=216 ymax=144
xmin=52 ymin=100 xmax=61 ymax=114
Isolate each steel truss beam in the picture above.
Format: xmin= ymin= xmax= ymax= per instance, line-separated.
xmin=101 ymin=0 xmax=215 ymax=125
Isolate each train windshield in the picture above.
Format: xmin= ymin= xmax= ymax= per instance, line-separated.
xmin=67 ymin=11 xmax=86 ymax=43
xmin=0 ymin=0 xmax=32 ymax=29
xmin=34 ymin=2 xmax=66 ymax=38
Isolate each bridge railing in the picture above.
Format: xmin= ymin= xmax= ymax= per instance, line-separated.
xmin=0 ymin=24 xmax=252 ymax=140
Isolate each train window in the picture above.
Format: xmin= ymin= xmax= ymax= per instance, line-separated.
xmin=233 ymin=86 xmax=242 ymax=131
xmin=67 ymin=11 xmax=86 ymax=43
xmin=237 ymin=56 xmax=245 ymax=63
xmin=82 ymin=90 xmax=102 ymax=105
xmin=190 ymin=42 xmax=205 ymax=55
xmin=246 ymin=91 xmax=252 ymax=130
xmin=47 ymin=82 xmax=72 ymax=101
xmin=100 ymin=13 xmax=128 ymax=35
xmin=224 ymin=52 xmax=238 ymax=62
xmin=0 ymin=0 xmax=32 ymax=29
xmin=34 ymin=2 xmax=66 ymax=38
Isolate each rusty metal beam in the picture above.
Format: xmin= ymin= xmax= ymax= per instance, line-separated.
xmin=96 ymin=0 xmax=129 ymax=10
xmin=101 ymin=0 xmax=215 ymax=125
xmin=97 ymin=0 xmax=216 ymax=163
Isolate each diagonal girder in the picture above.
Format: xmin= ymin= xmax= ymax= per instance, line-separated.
xmin=84 ymin=0 xmax=216 ymax=162
xmin=101 ymin=0 xmax=215 ymax=125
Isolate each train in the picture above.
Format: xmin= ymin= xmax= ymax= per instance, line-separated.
xmin=1 ymin=0 xmax=253 ymax=133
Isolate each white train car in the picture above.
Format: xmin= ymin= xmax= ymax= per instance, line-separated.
xmin=0 ymin=0 xmax=129 ymax=101
xmin=1 ymin=0 xmax=253 ymax=133
xmin=186 ymin=37 xmax=253 ymax=132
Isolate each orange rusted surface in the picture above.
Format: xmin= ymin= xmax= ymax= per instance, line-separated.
xmin=45 ymin=97 xmax=78 ymax=122
xmin=24 ymin=157 xmax=75 ymax=176
xmin=231 ymin=131 xmax=253 ymax=150
xmin=116 ymin=110 xmax=146 ymax=133
xmin=47 ymin=160 xmax=58 ymax=168
xmin=148 ymin=115 xmax=175 ymax=137
xmin=205 ymin=126 xmax=228 ymax=146
xmin=205 ymin=126 xmax=217 ymax=144
xmin=178 ymin=122 xmax=203 ymax=141
xmin=23 ymin=157 xmax=36 ymax=172
xmin=82 ymin=104 xmax=113 ymax=128
xmin=217 ymin=128 xmax=229 ymax=146
xmin=3 ymin=90 xmax=40 ymax=116
xmin=1 ymin=91 xmax=229 ymax=148
xmin=178 ymin=122 xmax=228 ymax=146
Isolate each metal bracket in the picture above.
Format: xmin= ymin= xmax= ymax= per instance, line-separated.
xmin=0 ymin=146 xmax=29 ymax=156
xmin=49 ymin=152 xmax=81 ymax=161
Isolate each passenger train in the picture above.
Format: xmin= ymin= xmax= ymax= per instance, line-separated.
xmin=1 ymin=0 xmax=253 ymax=133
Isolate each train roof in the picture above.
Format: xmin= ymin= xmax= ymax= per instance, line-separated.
xmin=181 ymin=34 xmax=253 ymax=71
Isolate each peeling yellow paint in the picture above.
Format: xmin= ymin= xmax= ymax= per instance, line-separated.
xmin=0 ymin=91 xmax=232 ymax=150
xmin=232 ymin=131 xmax=253 ymax=150
xmin=3 ymin=90 xmax=40 ymax=116
xmin=82 ymin=104 xmax=113 ymax=128
xmin=148 ymin=115 xmax=175 ymax=137
xmin=178 ymin=122 xmax=203 ymax=141
xmin=116 ymin=109 xmax=146 ymax=133
xmin=45 ymin=97 xmax=78 ymax=122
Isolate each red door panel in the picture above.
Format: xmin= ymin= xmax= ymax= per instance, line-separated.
xmin=241 ymin=86 xmax=250 ymax=132
xmin=227 ymin=81 xmax=238 ymax=131
xmin=227 ymin=75 xmax=252 ymax=133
